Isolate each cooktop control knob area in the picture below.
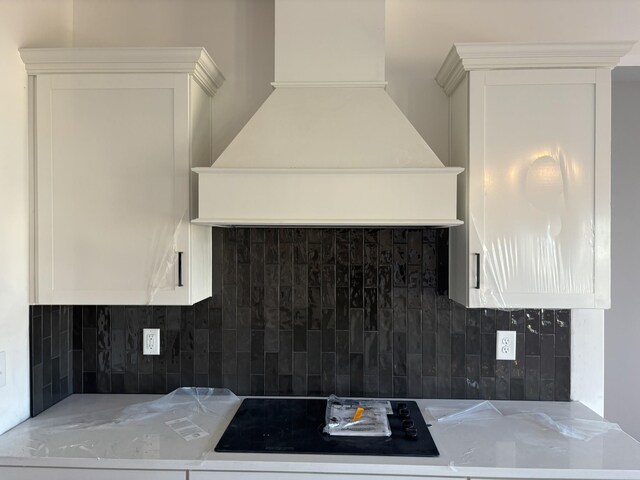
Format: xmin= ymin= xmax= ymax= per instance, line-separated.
xmin=393 ymin=402 xmax=418 ymax=440
xmin=405 ymin=426 xmax=418 ymax=440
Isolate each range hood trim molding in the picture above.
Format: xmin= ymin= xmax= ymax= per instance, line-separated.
xmin=194 ymin=167 xmax=464 ymax=174
xmin=192 ymin=219 xmax=464 ymax=227
xmin=195 ymin=166 xmax=462 ymax=228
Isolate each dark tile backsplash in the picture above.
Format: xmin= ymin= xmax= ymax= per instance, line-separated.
xmin=30 ymin=305 xmax=73 ymax=416
xmin=30 ymin=228 xmax=571 ymax=415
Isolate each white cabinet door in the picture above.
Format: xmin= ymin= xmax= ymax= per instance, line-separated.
xmin=0 ymin=467 xmax=186 ymax=480
xmin=450 ymin=67 xmax=610 ymax=309
xmin=33 ymin=73 xmax=197 ymax=305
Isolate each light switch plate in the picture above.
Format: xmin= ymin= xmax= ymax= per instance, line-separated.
xmin=0 ymin=351 xmax=6 ymax=387
xmin=496 ymin=330 xmax=516 ymax=361
xmin=143 ymin=329 xmax=160 ymax=355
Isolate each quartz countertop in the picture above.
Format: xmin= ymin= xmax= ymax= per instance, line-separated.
xmin=1 ymin=392 xmax=640 ymax=479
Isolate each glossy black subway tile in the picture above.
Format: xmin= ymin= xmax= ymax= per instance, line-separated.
xmin=138 ymin=351 xmax=153 ymax=375
xmin=349 ymin=229 xmax=364 ymax=265
xmin=436 ymin=354 xmax=451 ymax=398
xmin=51 ymin=308 xmax=60 ymax=359
xmin=525 ymin=355 xmax=540 ymax=401
xmin=364 ymin=374 xmax=378 ymax=397
xmin=466 ymin=355 xmax=481 ymax=399
xmin=307 ymin=330 xmax=321 ymax=375
xmin=407 ymin=266 xmax=422 ymax=309
xmin=540 ymin=334 xmax=556 ymax=380
xmin=525 ymin=309 xmax=541 ymax=355
xmin=237 ymin=352 xmax=251 ymax=395
xmin=510 ymin=377 xmax=525 ymax=400
xmin=321 ymin=352 xmax=336 ymax=395
xmin=236 ymin=308 xmax=251 ymax=352
xmin=541 ymin=309 xmax=555 ymax=334
xmin=480 ymin=377 xmax=496 ymax=400
xmin=378 ymin=309 xmax=393 ymax=354
xmin=393 ymin=376 xmax=407 ymax=398
xmin=451 ymin=333 xmax=466 ymax=377
xmin=481 ymin=333 xmax=496 ymax=377
xmin=293 ymin=352 xmax=307 ymax=395
xmin=363 ymin=331 xmax=378 ymax=375
xmin=421 ymin=331 xmax=437 ymax=376
xmin=363 ymin=287 xmax=378 ymax=331
xmin=451 ymin=377 xmax=466 ymax=398
xmin=407 ymin=354 xmax=422 ymax=398
xmin=406 ymin=309 xmax=422 ymax=354
xmin=336 ymin=330 xmax=350 ymax=375
xmin=350 ymin=352 xmax=364 ymax=396
xmin=422 ymin=375 xmax=436 ymax=398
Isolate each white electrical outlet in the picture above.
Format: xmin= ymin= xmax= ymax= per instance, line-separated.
xmin=0 ymin=351 xmax=6 ymax=387
xmin=496 ymin=330 xmax=516 ymax=361
xmin=143 ymin=329 xmax=160 ymax=355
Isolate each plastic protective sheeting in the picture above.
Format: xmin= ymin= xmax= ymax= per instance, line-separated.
xmin=426 ymin=401 xmax=621 ymax=442
xmin=475 ymin=144 xmax=599 ymax=308
xmin=146 ymin=211 xmax=187 ymax=304
xmin=508 ymin=412 xmax=623 ymax=442
xmin=323 ymin=395 xmax=392 ymax=437
xmin=1 ymin=388 xmax=239 ymax=460
xmin=427 ymin=400 xmax=503 ymax=424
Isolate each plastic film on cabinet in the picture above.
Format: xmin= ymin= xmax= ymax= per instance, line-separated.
xmin=470 ymin=145 xmax=604 ymax=309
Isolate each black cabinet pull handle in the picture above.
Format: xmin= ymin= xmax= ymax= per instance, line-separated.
xmin=474 ymin=253 xmax=480 ymax=289
xmin=178 ymin=251 xmax=184 ymax=287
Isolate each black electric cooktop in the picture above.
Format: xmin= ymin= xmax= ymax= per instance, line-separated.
xmin=215 ymin=398 xmax=439 ymax=457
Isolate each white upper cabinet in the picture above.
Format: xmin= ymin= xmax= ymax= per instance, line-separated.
xmin=437 ymin=42 xmax=633 ymax=309
xmin=21 ymin=48 xmax=224 ymax=305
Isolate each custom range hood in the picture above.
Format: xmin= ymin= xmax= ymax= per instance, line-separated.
xmin=193 ymin=0 xmax=462 ymax=227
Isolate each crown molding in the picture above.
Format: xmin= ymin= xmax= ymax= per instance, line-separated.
xmin=436 ymin=41 xmax=636 ymax=95
xmin=19 ymin=47 xmax=225 ymax=96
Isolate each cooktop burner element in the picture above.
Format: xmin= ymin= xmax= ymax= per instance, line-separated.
xmin=215 ymin=399 xmax=439 ymax=457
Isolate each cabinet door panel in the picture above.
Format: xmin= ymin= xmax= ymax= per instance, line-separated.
xmin=469 ymin=69 xmax=607 ymax=308
xmin=35 ymin=74 xmax=190 ymax=305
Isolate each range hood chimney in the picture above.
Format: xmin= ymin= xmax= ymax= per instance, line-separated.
xmin=193 ymin=0 xmax=462 ymax=227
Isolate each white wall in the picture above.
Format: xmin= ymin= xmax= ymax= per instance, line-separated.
xmin=0 ymin=0 xmax=72 ymax=435
xmin=605 ymin=72 xmax=640 ymax=440
xmin=71 ymin=0 xmax=275 ymax=162
xmin=572 ymin=310 xmax=604 ymax=416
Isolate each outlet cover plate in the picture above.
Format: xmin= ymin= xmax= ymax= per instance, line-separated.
xmin=0 ymin=351 xmax=6 ymax=387
xmin=143 ymin=329 xmax=160 ymax=355
xmin=496 ymin=330 xmax=516 ymax=361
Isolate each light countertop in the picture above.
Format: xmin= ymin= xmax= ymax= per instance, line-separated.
xmin=1 ymin=391 xmax=640 ymax=479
